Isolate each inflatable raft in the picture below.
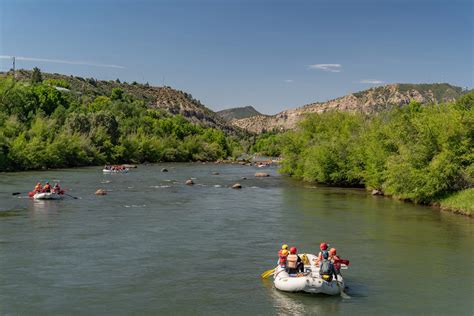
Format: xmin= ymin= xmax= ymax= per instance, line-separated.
xmin=273 ymin=253 xmax=345 ymax=295
xmin=102 ymin=168 xmax=129 ymax=174
xmin=33 ymin=192 xmax=63 ymax=200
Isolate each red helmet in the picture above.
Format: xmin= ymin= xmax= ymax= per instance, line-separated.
xmin=329 ymin=248 xmax=337 ymax=256
xmin=289 ymin=247 xmax=297 ymax=254
xmin=320 ymin=242 xmax=328 ymax=250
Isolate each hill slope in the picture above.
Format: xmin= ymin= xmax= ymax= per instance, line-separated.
xmin=217 ymin=106 xmax=263 ymax=121
xmin=232 ymin=83 xmax=466 ymax=133
xmin=7 ymin=69 xmax=239 ymax=133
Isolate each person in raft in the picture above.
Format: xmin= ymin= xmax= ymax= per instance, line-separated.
xmin=52 ymin=183 xmax=62 ymax=194
xmin=278 ymin=244 xmax=289 ymax=268
xmin=314 ymin=242 xmax=329 ymax=266
xmin=34 ymin=182 xmax=42 ymax=193
xmin=329 ymin=248 xmax=342 ymax=275
xmin=286 ymin=247 xmax=304 ymax=274
xmin=43 ymin=182 xmax=51 ymax=193
xmin=319 ymin=251 xmax=337 ymax=282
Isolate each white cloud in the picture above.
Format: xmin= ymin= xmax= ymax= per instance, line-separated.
xmin=308 ymin=63 xmax=342 ymax=72
xmin=284 ymin=79 xmax=294 ymax=83
xmin=359 ymin=79 xmax=384 ymax=84
xmin=0 ymin=55 xmax=125 ymax=69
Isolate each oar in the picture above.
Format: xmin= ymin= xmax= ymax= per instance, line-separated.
xmin=337 ymin=280 xmax=351 ymax=299
xmin=64 ymin=193 xmax=78 ymax=199
xmin=12 ymin=192 xmax=24 ymax=196
xmin=261 ymin=268 xmax=276 ymax=279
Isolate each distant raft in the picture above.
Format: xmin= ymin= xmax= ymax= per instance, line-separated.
xmin=273 ymin=253 xmax=345 ymax=295
xmin=33 ymin=192 xmax=64 ymax=200
xmin=102 ymin=168 xmax=129 ymax=174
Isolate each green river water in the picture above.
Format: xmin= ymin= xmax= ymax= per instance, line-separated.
xmin=0 ymin=164 xmax=472 ymax=315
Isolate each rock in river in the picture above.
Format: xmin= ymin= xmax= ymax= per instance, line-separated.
xmin=232 ymin=183 xmax=242 ymax=189
xmin=95 ymin=189 xmax=107 ymax=195
xmin=185 ymin=179 xmax=194 ymax=185
xmin=255 ymin=172 xmax=270 ymax=177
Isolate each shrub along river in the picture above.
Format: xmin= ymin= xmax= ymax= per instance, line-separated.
xmin=0 ymin=164 xmax=472 ymax=315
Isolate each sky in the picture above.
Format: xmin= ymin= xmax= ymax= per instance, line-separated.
xmin=1 ymin=0 xmax=472 ymax=114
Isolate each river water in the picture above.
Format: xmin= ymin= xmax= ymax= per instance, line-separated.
xmin=0 ymin=164 xmax=472 ymax=315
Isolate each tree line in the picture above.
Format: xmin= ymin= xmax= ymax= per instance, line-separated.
xmin=253 ymin=92 xmax=474 ymax=204
xmin=0 ymin=73 xmax=243 ymax=171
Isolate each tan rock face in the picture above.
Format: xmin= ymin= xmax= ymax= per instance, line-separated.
xmin=231 ymin=84 xmax=460 ymax=133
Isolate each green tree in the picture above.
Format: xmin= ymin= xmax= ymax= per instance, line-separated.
xmin=31 ymin=67 xmax=43 ymax=84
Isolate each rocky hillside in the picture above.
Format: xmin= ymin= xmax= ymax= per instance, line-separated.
xmin=232 ymin=83 xmax=466 ymax=133
xmin=6 ymin=69 xmax=239 ymax=133
xmin=217 ymin=106 xmax=263 ymax=121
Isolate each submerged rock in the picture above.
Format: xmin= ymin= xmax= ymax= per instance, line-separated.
xmin=185 ymin=179 xmax=194 ymax=185
xmin=255 ymin=172 xmax=270 ymax=177
xmin=212 ymin=172 xmax=220 ymax=175
xmin=95 ymin=189 xmax=107 ymax=195
xmin=161 ymin=168 xmax=168 ymax=172
xmin=232 ymin=183 xmax=242 ymax=189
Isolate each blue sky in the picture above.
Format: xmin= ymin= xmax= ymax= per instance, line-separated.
xmin=1 ymin=0 xmax=472 ymax=114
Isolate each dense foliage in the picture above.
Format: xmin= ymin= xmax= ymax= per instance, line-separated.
xmin=0 ymin=75 xmax=242 ymax=171
xmin=271 ymin=93 xmax=474 ymax=203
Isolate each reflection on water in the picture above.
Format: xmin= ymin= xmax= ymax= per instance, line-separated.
xmin=262 ymin=278 xmax=341 ymax=315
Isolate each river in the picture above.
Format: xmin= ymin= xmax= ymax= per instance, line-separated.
xmin=0 ymin=164 xmax=472 ymax=315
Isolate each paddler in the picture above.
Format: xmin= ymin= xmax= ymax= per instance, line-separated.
xmin=53 ymin=183 xmax=62 ymax=194
xmin=278 ymin=244 xmax=289 ymax=267
xmin=286 ymin=247 xmax=304 ymax=275
xmin=314 ymin=242 xmax=329 ymax=266
xmin=34 ymin=182 xmax=42 ymax=192
xmin=43 ymin=181 xmax=51 ymax=193
xmin=329 ymin=248 xmax=341 ymax=275
xmin=319 ymin=251 xmax=337 ymax=282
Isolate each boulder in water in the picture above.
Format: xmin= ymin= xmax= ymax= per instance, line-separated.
xmin=372 ymin=189 xmax=383 ymax=196
xmin=185 ymin=179 xmax=194 ymax=185
xmin=161 ymin=168 xmax=168 ymax=172
xmin=232 ymin=183 xmax=242 ymax=189
xmin=95 ymin=189 xmax=107 ymax=195
xmin=255 ymin=172 xmax=270 ymax=177
xmin=212 ymin=172 xmax=220 ymax=175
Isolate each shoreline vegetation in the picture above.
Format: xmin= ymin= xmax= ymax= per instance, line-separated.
xmin=1 ymin=70 xmax=472 ymax=216
xmin=254 ymin=92 xmax=474 ymax=217
xmin=0 ymin=71 xmax=247 ymax=171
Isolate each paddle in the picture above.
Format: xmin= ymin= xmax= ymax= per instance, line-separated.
xmin=12 ymin=192 xmax=24 ymax=196
xmin=64 ymin=193 xmax=78 ymax=199
xmin=261 ymin=267 xmax=276 ymax=279
xmin=334 ymin=258 xmax=350 ymax=266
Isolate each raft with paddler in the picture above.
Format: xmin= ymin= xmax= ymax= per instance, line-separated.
xmin=261 ymin=242 xmax=350 ymax=298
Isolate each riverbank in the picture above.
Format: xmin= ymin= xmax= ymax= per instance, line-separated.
xmin=438 ymin=188 xmax=474 ymax=216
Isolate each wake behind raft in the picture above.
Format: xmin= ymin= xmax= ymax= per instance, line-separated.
xmin=270 ymin=253 xmax=348 ymax=296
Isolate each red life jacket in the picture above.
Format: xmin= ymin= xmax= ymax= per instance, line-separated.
xmin=278 ymin=250 xmax=288 ymax=265
xmin=332 ymin=255 xmax=341 ymax=270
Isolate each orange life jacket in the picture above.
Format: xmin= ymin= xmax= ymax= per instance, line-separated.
xmin=34 ymin=184 xmax=42 ymax=192
xmin=43 ymin=184 xmax=51 ymax=192
xmin=286 ymin=254 xmax=298 ymax=269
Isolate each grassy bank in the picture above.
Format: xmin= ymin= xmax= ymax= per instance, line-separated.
xmin=438 ymin=188 xmax=474 ymax=216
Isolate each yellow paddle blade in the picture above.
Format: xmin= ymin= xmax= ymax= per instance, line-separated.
xmin=261 ymin=268 xmax=275 ymax=278
xmin=301 ymin=253 xmax=310 ymax=265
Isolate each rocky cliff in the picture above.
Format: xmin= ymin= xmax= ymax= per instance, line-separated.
xmin=231 ymin=83 xmax=465 ymax=133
